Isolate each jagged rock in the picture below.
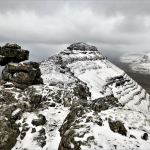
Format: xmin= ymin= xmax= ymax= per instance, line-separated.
xmin=2 ymin=61 xmax=43 ymax=89
xmin=142 ymin=133 xmax=148 ymax=140
xmin=20 ymin=132 xmax=26 ymax=140
xmin=59 ymin=106 xmax=89 ymax=150
xmin=67 ymin=42 xmax=98 ymax=51
xmin=108 ymin=119 xmax=127 ymax=136
xmin=0 ymin=116 xmax=20 ymax=150
xmin=20 ymin=125 xmax=30 ymax=140
xmin=0 ymin=43 xmax=29 ymax=66
xmin=49 ymin=102 xmax=56 ymax=107
xmin=90 ymin=95 xmax=123 ymax=112
xmin=0 ymin=87 xmax=23 ymax=105
xmin=31 ymin=128 xmax=36 ymax=133
xmin=25 ymin=85 xmax=44 ymax=110
xmin=31 ymin=114 xmax=47 ymax=126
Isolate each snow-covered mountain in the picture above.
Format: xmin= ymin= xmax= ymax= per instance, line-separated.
xmin=0 ymin=43 xmax=150 ymax=150
xmin=119 ymin=52 xmax=150 ymax=75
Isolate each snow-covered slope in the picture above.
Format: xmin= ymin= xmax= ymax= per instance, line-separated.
xmin=1 ymin=43 xmax=150 ymax=150
xmin=119 ymin=52 xmax=150 ymax=74
xmin=40 ymin=43 xmax=150 ymax=118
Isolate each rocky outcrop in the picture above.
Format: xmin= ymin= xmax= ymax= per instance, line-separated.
xmin=90 ymin=95 xmax=123 ymax=112
xmin=67 ymin=42 xmax=98 ymax=51
xmin=108 ymin=118 xmax=127 ymax=136
xmin=0 ymin=43 xmax=29 ymax=66
xmin=0 ymin=43 xmax=44 ymax=150
xmin=31 ymin=114 xmax=47 ymax=126
xmin=0 ymin=43 xmax=43 ymax=89
xmin=1 ymin=61 xmax=43 ymax=89
xmin=0 ymin=116 xmax=20 ymax=150
xmin=58 ymin=95 xmax=123 ymax=150
xmin=142 ymin=133 xmax=148 ymax=141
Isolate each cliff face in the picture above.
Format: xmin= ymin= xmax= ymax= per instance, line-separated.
xmin=0 ymin=43 xmax=150 ymax=150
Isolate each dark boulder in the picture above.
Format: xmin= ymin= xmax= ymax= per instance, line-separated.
xmin=2 ymin=62 xmax=43 ymax=89
xmin=0 ymin=116 xmax=20 ymax=150
xmin=91 ymin=95 xmax=123 ymax=112
xmin=31 ymin=128 xmax=36 ymax=133
xmin=108 ymin=119 xmax=127 ymax=136
xmin=142 ymin=133 xmax=148 ymax=140
xmin=0 ymin=43 xmax=29 ymax=66
xmin=31 ymin=114 xmax=47 ymax=126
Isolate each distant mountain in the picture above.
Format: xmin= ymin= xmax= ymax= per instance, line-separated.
xmin=119 ymin=52 xmax=150 ymax=75
xmin=0 ymin=43 xmax=150 ymax=150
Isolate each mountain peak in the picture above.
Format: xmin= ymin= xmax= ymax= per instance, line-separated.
xmin=67 ymin=42 xmax=98 ymax=51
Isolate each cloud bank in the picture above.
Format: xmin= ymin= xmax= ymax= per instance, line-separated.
xmin=0 ymin=0 xmax=150 ymax=63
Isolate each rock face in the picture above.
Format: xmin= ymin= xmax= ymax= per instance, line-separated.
xmin=108 ymin=119 xmax=127 ymax=136
xmin=0 ymin=43 xmax=43 ymax=89
xmin=2 ymin=61 xmax=43 ymax=89
xmin=0 ymin=43 xmax=29 ymax=66
xmin=0 ymin=116 xmax=20 ymax=150
xmin=67 ymin=42 xmax=98 ymax=51
xmin=0 ymin=42 xmax=150 ymax=150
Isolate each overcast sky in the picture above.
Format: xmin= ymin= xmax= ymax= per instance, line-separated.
xmin=0 ymin=0 xmax=150 ymax=63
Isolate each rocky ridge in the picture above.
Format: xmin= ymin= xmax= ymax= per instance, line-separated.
xmin=0 ymin=42 xmax=150 ymax=150
xmin=0 ymin=43 xmax=43 ymax=150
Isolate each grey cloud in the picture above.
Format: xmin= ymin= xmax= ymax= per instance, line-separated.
xmin=0 ymin=0 xmax=150 ymax=66
xmin=88 ymin=1 xmax=150 ymax=17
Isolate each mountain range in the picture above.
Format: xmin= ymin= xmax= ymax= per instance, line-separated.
xmin=0 ymin=43 xmax=150 ymax=150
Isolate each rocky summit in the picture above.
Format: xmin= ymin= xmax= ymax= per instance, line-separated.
xmin=0 ymin=43 xmax=150 ymax=150
xmin=0 ymin=43 xmax=29 ymax=66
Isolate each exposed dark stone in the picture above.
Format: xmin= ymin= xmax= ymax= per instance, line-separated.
xmin=90 ymin=95 xmax=123 ymax=112
xmin=67 ymin=42 xmax=98 ymax=51
xmin=49 ymin=102 xmax=56 ymax=107
xmin=31 ymin=128 xmax=36 ymax=133
xmin=39 ymin=128 xmax=46 ymax=134
xmin=74 ymin=84 xmax=88 ymax=99
xmin=0 ymin=43 xmax=29 ymax=66
xmin=31 ymin=114 xmax=47 ymax=126
xmin=2 ymin=61 xmax=43 ymax=89
xmin=108 ymin=119 xmax=127 ymax=136
xmin=20 ymin=132 xmax=26 ymax=140
xmin=130 ymin=135 xmax=136 ymax=139
xmin=0 ymin=117 xmax=20 ymax=150
xmin=142 ymin=133 xmax=148 ymax=140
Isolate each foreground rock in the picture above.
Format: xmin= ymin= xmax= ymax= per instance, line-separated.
xmin=0 ymin=116 xmax=20 ymax=150
xmin=1 ymin=61 xmax=43 ymax=89
xmin=0 ymin=43 xmax=29 ymax=66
